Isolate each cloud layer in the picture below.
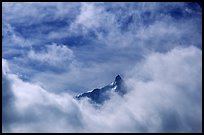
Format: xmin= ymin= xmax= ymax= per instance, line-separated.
xmin=2 ymin=45 xmax=202 ymax=132
xmin=2 ymin=2 xmax=202 ymax=133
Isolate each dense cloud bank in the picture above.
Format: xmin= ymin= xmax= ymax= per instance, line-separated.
xmin=2 ymin=46 xmax=202 ymax=132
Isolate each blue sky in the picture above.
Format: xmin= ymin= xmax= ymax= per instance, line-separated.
xmin=2 ymin=2 xmax=202 ymax=133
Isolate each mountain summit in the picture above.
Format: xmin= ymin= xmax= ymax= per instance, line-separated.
xmin=114 ymin=75 xmax=126 ymax=96
xmin=75 ymin=75 xmax=127 ymax=104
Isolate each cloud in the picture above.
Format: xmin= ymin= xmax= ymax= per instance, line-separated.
xmin=2 ymin=46 xmax=202 ymax=132
xmin=2 ymin=59 xmax=83 ymax=132
xmin=75 ymin=3 xmax=101 ymax=29
xmin=2 ymin=2 xmax=80 ymax=26
xmin=2 ymin=2 xmax=81 ymax=48
xmin=27 ymin=43 xmax=75 ymax=67
xmin=2 ymin=23 xmax=32 ymax=59
xmin=2 ymin=2 xmax=202 ymax=133
xmin=124 ymin=46 xmax=202 ymax=132
xmin=2 ymin=59 xmax=15 ymax=132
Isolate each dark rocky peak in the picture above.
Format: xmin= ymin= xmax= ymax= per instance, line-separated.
xmin=75 ymin=75 xmax=127 ymax=104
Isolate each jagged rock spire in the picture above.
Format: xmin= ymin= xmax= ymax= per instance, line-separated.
xmin=76 ymin=74 xmax=127 ymax=104
xmin=114 ymin=75 xmax=126 ymax=96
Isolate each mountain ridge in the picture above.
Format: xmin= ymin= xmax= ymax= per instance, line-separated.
xmin=75 ymin=75 xmax=127 ymax=104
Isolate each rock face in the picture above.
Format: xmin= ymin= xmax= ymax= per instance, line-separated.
xmin=75 ymin=75 xmax=127 ymax=104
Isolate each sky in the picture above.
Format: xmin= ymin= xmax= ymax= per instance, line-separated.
xmin=2 ymin=2 xmax=202 ymax=133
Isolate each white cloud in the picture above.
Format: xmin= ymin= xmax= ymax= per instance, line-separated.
xmin=75 ymin=3 xmax=100 ymax=29
xmin=124 ymin=46 xmax=202 ymax=132
xmin=2 ymin=2 xmax=80 ymax=26
xmin=28 ymin=43 xmax=75 ymax=66
xmin=2 ymin=46 xmax=202 ymax=132
xmin=69 ymin=2 xmax=117 ymax=36
xmin=2 ymin=59 xmax=10 ymax=75
xmin=2 ymin=61 xmax=82 ymax=132
xmin=2 ymin=23 xmax=32 ymax=48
